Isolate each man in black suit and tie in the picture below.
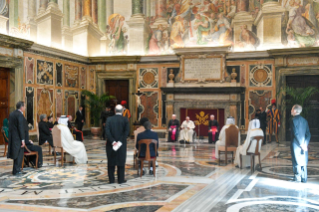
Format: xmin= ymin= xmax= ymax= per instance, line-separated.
xmin=7 ymin=101 xmax=26 ymax=175
xmin=23 ymin=119 xmax=43 ymax=168
xmin=38 ymin=114 xmax=54 ymax=150
xmin=105 ymin=104 xmax=130 ymax=184
xmin=136 ymin=121 xmax=159 ymax=175
xmin=75 ymin=106 xmax=85 ymax=131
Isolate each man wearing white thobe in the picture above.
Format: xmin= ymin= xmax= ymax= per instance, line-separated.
xmin=179 ymin=116 xmax=195 ymax=143
xmin=234 ymin=119 xmax=264 ymax=167
xmin=215 ymin=117 xmax=240 ymax=159
xmin=56 ymin=116 xmax=88 ymax=164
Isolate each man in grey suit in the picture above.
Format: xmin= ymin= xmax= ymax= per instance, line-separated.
xmin=290 ymin=104 xmax=311 ymax=183
xmin=105 ymin=104 xmax=130 ymax=184
xmin=7 ymin=101 xmax=26 ymax=175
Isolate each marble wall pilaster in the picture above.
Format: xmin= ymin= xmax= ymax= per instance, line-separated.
xmin=98 ymin=0 xmax=106 ymax=32
xmin=28 ymin=0 xmax=37 ymax=20
xmin=132 ymin=0 xmax=143 ymax=15
xmin=75 ymin=0 xmax=82 ymax=23
xmin=92 ymin=0 xmax=98 ymax=24
xmin=9 ymin=0 xmax=19 ymax=30
xmin=63 ymin=0 xmax=70 ymax=26
xmin=106 ymin=0 xmax=114 ymax=21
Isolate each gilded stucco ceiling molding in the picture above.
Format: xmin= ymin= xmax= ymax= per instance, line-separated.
xmin=0 ymin=33 xmax=33 ymax=50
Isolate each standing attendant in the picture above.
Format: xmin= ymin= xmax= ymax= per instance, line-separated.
xmin=75 ymin=106 xmax=85 ymax=131
xmin=168 ymin=114 xmax=180 ymax=142
xmin=121 ymin=101 xmax=131 ymax=120
xmin=7 ymin=101 xmax=26 ymax=175
xmin=256 ymin=107 xmax=267 ymax=145
xmin=105 ymin=104 xmax=130 ymax=184
xmin=267 ymin=99 xmax=281 ymax=143
xmin=290 ymin=104 xmax=311 ymax=183
xmin=208 ymin=115 xmax=219 ymax=144
xmin=101 ymin=107 xmax=113 ymax=140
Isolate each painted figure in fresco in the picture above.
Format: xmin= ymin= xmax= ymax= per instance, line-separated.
xmin=168 ymin=114 xmax=180 ymax=142
xmin=238 ymin=25 xmax=260 ymax=49
xmin=210 ymin=13 xmax=232 ymax=44
xmin=170 ymin=16 xmax=185 ymax=48
xmin=286 ymin=0 xmax=316 ymax=47
xmin=290 ymin=104 xmax=311 ymax=182
xmin=108 ymin=14 xmax=126 ymax=53
xmin=267 ymin=99 xmax=281 ymax=143
xmin=149 ymin=25 xmax=164 ymax=54
xmin=227 ymin=0 xmax=237 ymax=19
xmin=194 ymin=13 xmax=211 ymax=44
xmin=286 ymin=28 xmax=299 ymax=47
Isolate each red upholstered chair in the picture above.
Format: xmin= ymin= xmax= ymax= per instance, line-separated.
xmin=22 ymin=146 xmax=38 ymax=171
xmin=137 ymin=139 xmax=157 ymax=177
xmin=1 ymin=129 xmax=8 ymax=157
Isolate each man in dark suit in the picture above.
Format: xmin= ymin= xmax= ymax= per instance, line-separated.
xmin=136 ymin=121 xmax=159 ymax=175
xmin=7 ymin=101 xmax=26 ymax=175
xmin=256 ymin=107 xmax=267 ymax=145
xmin=75 ymin=106 xmax=85 ymax=131
xmin=68 ymin=115 xmax=84 ymax=141
xmin=105 ymin=104 xmax=130 ymax=184
xmin=38 ymin=114 xmax=54 ymax=148
xmin=290 ymin=104 xmax=311 ymax=183
xmin=101 ymin=107 xmax=113 ymax=140
xmin=24 ymin=119 xmax=43 ymax=168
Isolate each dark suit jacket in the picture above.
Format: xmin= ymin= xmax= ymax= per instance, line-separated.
xmin=290 ymin=115 xmax=311 ymax=166
xmin=38 ymin=120 xmax=52 ymax=145
xmin=105 ymin=114 xmax=130 ymax=166
xmin=256 ymin=112 xmax=267 ymax=128
xmin=7 ymin=110 xmax=26 ymax=159
xmin=136 ymin=129 xmax=159 ymax=158
xmin=75 ymin=110 xmax=85 ymax=124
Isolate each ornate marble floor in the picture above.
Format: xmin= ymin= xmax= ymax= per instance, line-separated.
xmin=0 ymin=139 xmax=318 ymax=212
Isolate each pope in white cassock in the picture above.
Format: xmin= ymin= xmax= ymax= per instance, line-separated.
xmin=57 ymin=116 xmax=88 ymax=164
xmin=234 ymin=119 xmax=263 ymax=167
xmin=215 ymin=117 xmax=240 ymax=159
xmin=179 ymin=116 xmax=195 ymax=142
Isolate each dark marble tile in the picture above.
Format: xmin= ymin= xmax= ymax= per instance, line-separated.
xmin=106 ymin=205 xmax=162 ymax=212
xmin=161 ymin=161 xmax=215 ymax=176
xmin=7 ymin=184 xmax=188 ymax=209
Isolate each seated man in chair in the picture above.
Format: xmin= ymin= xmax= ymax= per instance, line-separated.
xmin=38 ymin=114 xmax=55 ymax=154
xmin=24 ymin=119 xmax=43 ymax=168
xmin=215 ymin=116 xmax=240 ymax=160
xmin=67 ymin=115 xmax=84 ymax=142
xmin=179 ymin=116 xmax=195 ymax=144
xmin=57 ymin=116 xmax=88 ymax=164
xmin=234 ymin=119 xmax=263 ymax=168
xmin=136 ymin=121 xmax=159 ymax=175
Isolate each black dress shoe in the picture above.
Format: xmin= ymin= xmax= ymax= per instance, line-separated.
xmin=119 ymin=180 xmax=127 ymax=184
xmin=13 ymin=171 xmax=26 ymax=175
xmin=149 ymin=170 xmax=154 ymax=175
xmin=52 ymin=152 xmax=61 ymax=156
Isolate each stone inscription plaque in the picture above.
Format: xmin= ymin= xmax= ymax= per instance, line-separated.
xmin=184 ymin=57 xmax=221 ymax=80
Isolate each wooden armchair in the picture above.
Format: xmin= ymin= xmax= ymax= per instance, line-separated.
xmin=240 ymin=135 xmax=263 ymax=173
xmin=0 ymin=128 xmax=8 ymax=157
xmin=37 ymin=122 xmax=51 ymax=156
xmin=218 ymin=125 xmax=239 ymax=166
xmin=52 ymin=126 xmax=75 ymax=166
xmin=22 ymin=145 xmax=38 ymax=171
xmin=137 ymin=139 xmax=158 ymax=177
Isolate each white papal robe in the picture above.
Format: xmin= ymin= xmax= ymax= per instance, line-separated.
xmin=179 ymin=120 xmax=195 ymax=142
xmin=57 ymin=124 xmax=88 ymax=164
xmin=234 ymin=128 xmax=264 ymax=167
xmin=215 ymin=124 xmax=240 ymax=159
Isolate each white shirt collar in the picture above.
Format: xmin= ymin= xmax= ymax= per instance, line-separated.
xmin=18 ymin=109 xmax=23 ymax=114
xmin=116 ymin=113 xmax=122 ymax=115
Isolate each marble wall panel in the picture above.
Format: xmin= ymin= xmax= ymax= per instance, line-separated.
xmin=248 ymin=90 xmax=272 ymax=120
xmin=25 ymin=57 xmax=34 ymax=84
xmin=88 ymin=68 xmax=95 ymax=91
xmin=36 ymin=88 xmax=54 ymax=122
xmin=65 ymin=64 xmax=79 ymax=88
xmin=36 ymin=60 xmax=54 ymax=85
xmin=139 ymin=68 xmax=158 ymax=88
xmin=80 ymin=67 xmax=87 ymax=89
xmin=56 ymin=62 xmax=63 ymax=87
xmin=25 ymin=87 xmax=34 ymax=130
xmin=249 ymin=64 xmax=272 ymax=87
xmin=56 ymin=89 xmax=63 ymax=117
xmin=140 ymin=91 xmax=159 ymax=127
xmin=65 ymin=90 xmax=79 ymax=118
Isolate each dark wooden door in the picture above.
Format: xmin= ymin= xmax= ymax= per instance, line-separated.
xmin=105 ymin=80 xmax=129 ymax=111
xmin=0 ymin=68 xmax=10 ymax=144
xmin=286 ymin=75 xmax=319 ymax=142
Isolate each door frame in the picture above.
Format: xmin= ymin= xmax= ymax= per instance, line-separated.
xmin=96 ymin=71 xmax=137 ymax=133
xmin=276 ymin=66 xmax=319 ymax=141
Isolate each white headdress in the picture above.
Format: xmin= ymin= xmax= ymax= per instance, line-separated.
xmin=58 ymin=115 xmax=68 ymax=126
xmin=226 ymin=116 xmax=235 ymax=125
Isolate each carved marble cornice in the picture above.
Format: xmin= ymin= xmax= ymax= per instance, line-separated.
xmin=173 ymin=46 xmax=231 ymax=55
xmin=0 ymin=55 xmax=23 ymax=68
xmin=161 ymin=87 xmax=245 ymax=94
xmin=140 ymin=55 xmax=179 ymax=63
xmin=28 ymin=43 xmax=89 ymax=64
xmin=227 ymin=51 xmax=269 ymax=59
xmin=0 ymin=33 xmax=33 ymax=50
xmin=89 ymin=56 xmax=141 ymax=63
xmin=268 ymin=47 xmax=319 ymax=57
